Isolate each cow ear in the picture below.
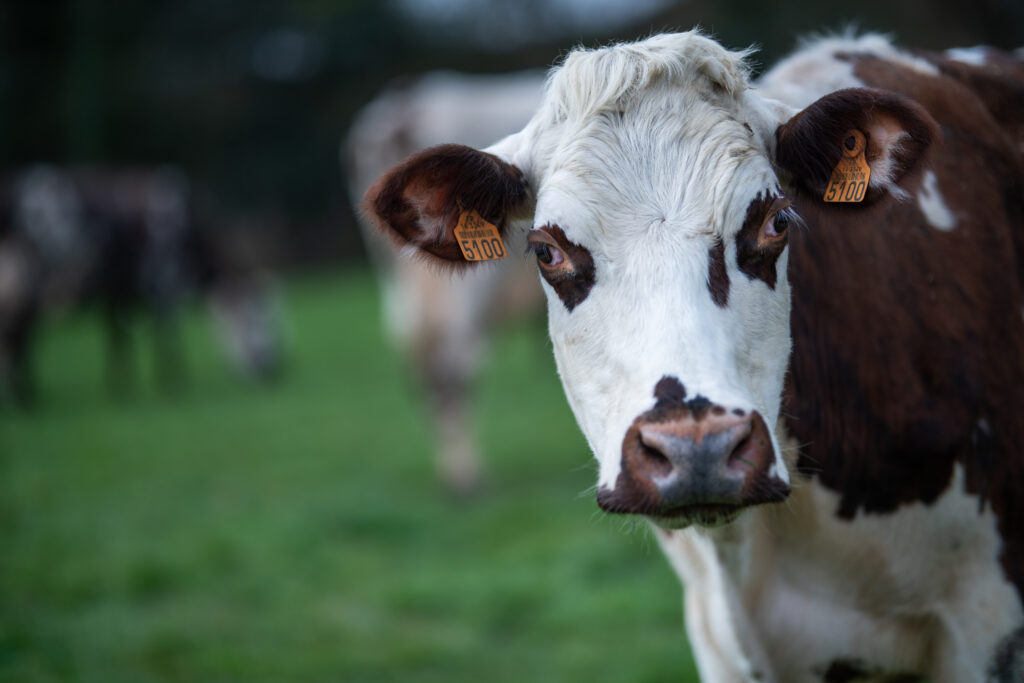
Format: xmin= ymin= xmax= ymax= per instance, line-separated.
xmin=362 ymin=143 xmax=530 ymax=266
xmin=774 ymin=88 xmax=939 ymax=203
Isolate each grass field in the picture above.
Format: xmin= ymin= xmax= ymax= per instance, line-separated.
xmin=0 ymin=268 xmax=700 ymax=682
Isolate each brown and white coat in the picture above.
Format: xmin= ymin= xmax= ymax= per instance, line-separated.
xmin=364 ymin=32 xmax=1024 ymax=682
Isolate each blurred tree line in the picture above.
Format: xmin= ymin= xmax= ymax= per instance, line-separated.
xmin=1 ymin=0 xmax=1020 ymax=269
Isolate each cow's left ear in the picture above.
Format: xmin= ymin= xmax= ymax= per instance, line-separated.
xmin=774 ymin=88 xmax=939 ymax=203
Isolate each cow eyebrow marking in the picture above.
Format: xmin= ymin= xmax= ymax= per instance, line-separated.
xmin=735 ymin=190 xmax=789 ymax=289
xmin=532 ymin=224 xmax=596 ymax=312
xmin=707 ymin=240 xmax=730 ymax=307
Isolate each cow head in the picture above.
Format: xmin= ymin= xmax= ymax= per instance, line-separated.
xmin=364 ymin=32 xmax=936 ymax=529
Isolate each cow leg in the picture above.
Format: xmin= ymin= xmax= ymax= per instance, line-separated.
xmin=388 ymin=264 xmax=493 ymax=495
xmin=7 ymin=310 xmax=38 ymax=406
xmin=0 ymin=240 xmax=40 ymax=406
xmin=421 ymin=358 xmax=481 ymax=495
xmin=927 ymin=621 xmax=987 ymax=683
xmin=104 ymin=301 xmax=135 ymax=397
xmin=929 ymin=609 xmax=1024 ymax=683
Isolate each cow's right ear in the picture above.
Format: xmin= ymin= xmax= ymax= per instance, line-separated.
xmin=363 ymin=143 xmax=531 ymax=266
xmin=774 ymin=88 xmax=938 ymax=203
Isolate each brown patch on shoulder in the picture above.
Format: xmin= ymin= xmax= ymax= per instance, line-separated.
xmin=782 ymin=54 xmax=1024 ymax=599
xmin=735 ymin=191 xmax=788 ymax=289
xmin=917 ymin=48 xmax=1024 ymax=155
xmin=533 ymin=224 xmax=595 ymax=312
xmin=707 ymin=240 xmax=730 ymax=306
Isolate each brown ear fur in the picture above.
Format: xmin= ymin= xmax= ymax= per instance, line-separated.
xmin=362 ymin=143 xmax=529 ymax=265
xmin=775 ymin=88 xmax=939 ymax=203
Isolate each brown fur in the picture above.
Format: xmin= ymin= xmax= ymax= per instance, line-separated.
xmin=919 ymin=49 xmax=1024 ymax=154
xmin=780 ymin=54 xmax=1024 ymax=600
xmin=363 ymin=143 xmax=529 ymax=266
xmin=534 ymin=224 xmax=596 ymax=312
xmin=735 ymin=192 xmax=789 ymax=289
xmin=989 ymin=626 xmax=1024 ymax=681
xmin=707 ymin=240 xmax=730 ymax=306
xmin=822 ymin=659 xmax=921 ymax=683
xmin=776 ymin=87 xmax=937 ymax=203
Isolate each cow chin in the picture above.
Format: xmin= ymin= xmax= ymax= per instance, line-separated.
xmin=647 ymin=504 xmax=746 ymax=530
xmin=596 ymin=475 xmax=790 ymax=529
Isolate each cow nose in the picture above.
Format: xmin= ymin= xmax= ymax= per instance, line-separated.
xmin=599 ymin=403 xmax=789 ymax=523
xmin=638 ymin=415 xmax=753 ymax=476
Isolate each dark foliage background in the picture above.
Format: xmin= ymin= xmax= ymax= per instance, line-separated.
xmin=3 ymin=0 xmax=1020 ymax=270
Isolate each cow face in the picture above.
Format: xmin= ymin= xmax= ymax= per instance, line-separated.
xmin=365 ymin=32 xmax=935 ymax=529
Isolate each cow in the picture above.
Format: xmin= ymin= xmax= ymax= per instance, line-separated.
xmin=0 ymin=165 xmax=282 ymax=403
xmin=345 ymin=71 xmax=545 ymax=493
xmin=362 ymin=30 xmax=1024 ymax=681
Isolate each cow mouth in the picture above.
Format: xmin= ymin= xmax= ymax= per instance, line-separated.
xmin=647 ymin=503 xmax=744 ymax=530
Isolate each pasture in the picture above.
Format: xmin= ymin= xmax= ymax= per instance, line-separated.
xmin=0 ymin=269 xmax=698 ymax=682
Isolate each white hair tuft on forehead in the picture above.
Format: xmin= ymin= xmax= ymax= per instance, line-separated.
xmin=544 ymin=30 xmax=755 ymax=123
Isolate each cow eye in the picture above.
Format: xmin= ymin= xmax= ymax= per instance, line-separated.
xmin=767 ymin=213 xmax=789 ymax=237
xmin=763 ymin=207 xmax=794 ymax=240
xmin=528 ymin=234 xmax=566 ymax=268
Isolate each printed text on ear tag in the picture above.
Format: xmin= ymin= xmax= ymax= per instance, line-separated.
xmin=454 ymin=209 xmax=507 ymax=261
xmin=824 ymin=130 xmax=871 ymax=203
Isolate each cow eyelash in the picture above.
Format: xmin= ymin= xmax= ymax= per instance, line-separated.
xmin=765 ymin=210 xmax=792 ymax=238
xmin=763 ymin=201 xmax=797 ymax=240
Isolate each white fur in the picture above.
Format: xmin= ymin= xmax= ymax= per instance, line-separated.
xmin=495 ymin=31 xmax=793 ymax=491
xmin=917 ymin=169 xmax=957 ymax=230
xmin=14 ymin=166 xmax=84 ymax=268
xmin=655 ymin=465 xmax=1023 ymax=682
xmin=946 ymin=46 xmax=989 ymax=66
xmin=755 ymin=33 xmax=937 ymax=109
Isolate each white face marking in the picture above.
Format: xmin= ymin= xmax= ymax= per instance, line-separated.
xmin=917 ymin=170 xmax=957 ymax=231
xmin=496 ymin=33 xmax=794 ymax=492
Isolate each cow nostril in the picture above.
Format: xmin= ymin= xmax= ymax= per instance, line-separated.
xmin=640 ymin=439 xmax=670 ymax=466
xmin=636 ymin=427 xmax=679 ymax=476
xmin=729 ymin=434 xmax=756 ymax=469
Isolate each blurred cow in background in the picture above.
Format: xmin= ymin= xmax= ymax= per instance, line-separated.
xmin=0 ymin=165 xmax=283 ymax=404
xmin=345 ymin=71 xmax=545 ymax=494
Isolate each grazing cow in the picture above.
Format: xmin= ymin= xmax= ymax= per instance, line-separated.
xmin=346 ymin=71 xmax=545 ymax=493
xmin=0 ymin=166 xmax=282 ymax=403
xmin=364 ymin=31 xmax=1024 ymax=681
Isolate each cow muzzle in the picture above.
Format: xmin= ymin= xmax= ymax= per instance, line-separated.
xmin=597 ymin=389 xmax=790 ymax=528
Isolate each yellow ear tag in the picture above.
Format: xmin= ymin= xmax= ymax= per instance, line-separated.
xmin=454 ymin=208 xmax=507 ymax=262
xmin=824 ymin=130 xmax=871 ymax=203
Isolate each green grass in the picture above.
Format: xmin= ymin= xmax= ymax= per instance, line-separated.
xmin=0 ymin=268 xmax=699 ymax=682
